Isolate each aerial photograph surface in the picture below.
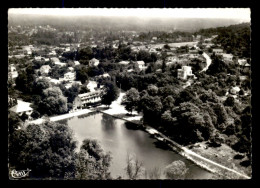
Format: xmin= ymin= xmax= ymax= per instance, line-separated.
xmin=8 ymin=8 xmax=251 ymax=180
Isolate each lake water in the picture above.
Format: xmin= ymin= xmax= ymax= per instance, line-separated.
xmin=58 ymin=112 xmax=214 ymax=179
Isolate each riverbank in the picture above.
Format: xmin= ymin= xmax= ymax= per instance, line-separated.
xmin=95 ymin=93 xmax=250 ymax=179
xmin=27 ymin=108 xmax=93 ymax=125
xmin=27 ymin=92 xmax=250 ymax=179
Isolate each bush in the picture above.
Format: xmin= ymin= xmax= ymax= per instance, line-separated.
xmin=20 ymin=112 xmax=28 ymax=121
xmin=240 ymin=160 xmax=251 ymax=167
xmin=224 ymin=96 xmax=235 ymax=107
xmin=233 ymin=154 xmax=245 ymax=160
xmin=31 ymin=111 xmax=40 ymax=119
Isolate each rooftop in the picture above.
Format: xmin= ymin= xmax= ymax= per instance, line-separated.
xmin=9 ymin=100 xmax=33 ymax=113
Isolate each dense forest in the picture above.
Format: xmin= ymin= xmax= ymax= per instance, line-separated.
xmin=196 ymin=23 xmax=250 ymax=58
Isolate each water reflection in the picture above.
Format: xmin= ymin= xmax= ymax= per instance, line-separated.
xmin=153 ymin=140 xmax=172 ymax=151
xmin=58 ymin=112 xmax=214 ymax=179
xmin=124 ymin=121 xmax=140 ymax=130
xmin=101 ymin=113 xmax=116 ymax=131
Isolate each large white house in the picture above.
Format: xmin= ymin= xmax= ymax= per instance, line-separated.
xmin=9 ymin=100 xmax=33 ymax=117
xmin=75 ymin=90 xmax=102 ymax=108
xmin=177 ymin=66 xmax=195 ymax=80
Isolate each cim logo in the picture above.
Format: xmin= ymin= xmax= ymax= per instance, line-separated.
xmin=11 ymin=169 xmax=31 ymax=179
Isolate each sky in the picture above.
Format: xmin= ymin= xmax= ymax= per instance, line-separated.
xmin=8 ymin=8 xmax=250 ymax=21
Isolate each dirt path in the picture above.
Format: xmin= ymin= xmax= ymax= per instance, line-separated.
xmin=145 ymin=126 xmax=250 ymax=179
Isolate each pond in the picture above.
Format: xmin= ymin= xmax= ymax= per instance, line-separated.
xmin=58 ymin=112 xmax=214 ymax=179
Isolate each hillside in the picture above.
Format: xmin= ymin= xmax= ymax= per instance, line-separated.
xmin=196 ymin=23 xmax=251 ymax=58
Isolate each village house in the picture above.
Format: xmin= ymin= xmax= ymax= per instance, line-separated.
xmin=74 ymin=61 xmax=80 ymax=66
xmin=119 ymin=61 xmax=130 ymax=65
xmin=63 ymin=72 xmax=76 ymax=81
xmin=9 ymin=100 xmax=33 ymax=117
xmin=237 ymin=59 xmax=250 ymax=73
xmin=96 ymin=73 xmax=110 ymax=79
xmin=39 ymin=65 xmax=51 ymax=75
xmin=177 ymin=66 xmax=195 ymax=80
xmin=166 ymin=56 xmax=178 ymax=63
xmin=170 ymin=47 xmax=177 ymax=53
xmin=9 ymin=64 xmax=18 ymax=79
xmin=230 ymin=86 xmax=240 ymax=95
xmin=34 ymin=56 xmax=42 ymax=61
xmin=212 ymin=49 xmax=224 ymax=55
xmin=136 ymin=61 xmax=146 ymax=70
xmin=222 ymin=53 xmax=233 ymax=62
xmin=89 ymin=58 xmax=100 ymax=67
xmin=189 ymin=49 xmax=199 ymax=54
xmin=65 ymin=81 xmax=82 ymax=89
xmin=55 ymin=62 xmax=67 ymax=67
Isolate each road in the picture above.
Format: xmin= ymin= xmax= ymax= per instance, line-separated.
xmin=200 ymin=52 xmax=212 ymax=73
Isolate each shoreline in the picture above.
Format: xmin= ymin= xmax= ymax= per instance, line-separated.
xmin=27 ymin=108 xmax=93 ymax=125
xmin=98 ymin=110 xmax=250 ymax=179
xmin=27 ymin=105 xmax=250 ymax=179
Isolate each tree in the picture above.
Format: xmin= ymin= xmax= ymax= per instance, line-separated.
xmin=162 ymin=95 xmax=175 ymax=110
xmin=75 ymin=139 xmax=112 ymax=180
xmin=15 ymin=68 xmax=35 ymax=94
xmin=75 ymin=66 xmax=89 ymax=84
xmin=31 ymin=111 xmax=40 ymax=119
xmin=122 ymin=88 xmax=140 ymax=114
xmin=147 ymin=84 xmax=158 ymax=96
xmin=78 ymin=47 xmax=93 ymax=62
xmin=38 ymin=87 xmax=68 ymax=115
xmin=101 ymin=81 xmax=119 ymax=107
xmin=137 ymin=50 xmax=151 ymax=63
xmin=20 ymin=112 xmax=29 ymax=121
xmin=125 ymin=154 xmax=145 ymax=179
xmin=33 ymin=78 xmax=51 ymax=95
xmin=64 ymin=83 xmax=80 ymax=103
xmin=164 ymin=160 xmax=188 ymax=179
xmin=79 ymin=85 xmax=90 ymax=94
xmin=9 ymin=121 xmax=77 ymax=179
xmin=224 ymin=96 xmax=235 ymax=107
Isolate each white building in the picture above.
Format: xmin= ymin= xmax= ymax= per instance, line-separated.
xmin=137 ymin=61 xmax=146 ymax=70
xmin=54 ymin=62 xmax=67 ymax=67
xmin=39 ymin=65 xmax=51 ymax=74
xmin=177 ymin=66 xmax=195 ymax=80
xmin=89 ymin=58 xmax=100 ymax=66
xmin=119 ymin=61 xmax=130 ymax=65
xmin=212 ymin=49 xmax=224 ymax=55
xmin=9 ymin=100 xmax=33 ymax=116
xmin=230 ymin=86 xmax=240 ymax=95
xmin=34 ymin=56 xmax=42 ymax=61
xmin=10 ymin=64 xmax=18 ymax=79
xmin=74 ymin=61 xmax=80 ymax=66
xmin=63 ymin=72 xmax=76 ymax=81
xmin=222 ymin=53 xmax=233 ymax=62
xmin=77 ymin=90 xmax=102 ymax=107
